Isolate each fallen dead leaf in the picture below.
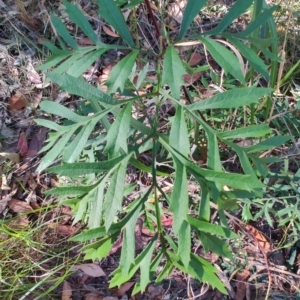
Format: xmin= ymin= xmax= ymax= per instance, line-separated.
xmin=9 ymin=90 xmax=27 ymax=110
xmin=72 ymin=263 xmax=106 ymax=277
xmin=31 ymin=90 xmax=43 ymax=108
xmin=146 ymin=284 xmax=164 ymax=300
xmin=183 ymin=72 xmax=203 ymax=84
xmin=103 ymin=25 xmax=119 ymax=37
xmin=78 ymin=37 xmax=94 ymax=46
xmin=235 ymin=269 xmax=250 ymax=300
xmin=27 ymin=60 xmax=41 ymax=84
xmin=245 ymin=224 xmax=272 ymax=251
xmin=111 ymin=281 xmax=135 ymax=297
xmin=16 ymin=13 xmax=42 ymax=30
xmin=8 ymin=215 xmax=29 ymax=229
xmin=8 ymin=199 xmax=33 ymax=213
xmin=18 ymin=132 xmax=29 ymax=157
xmin=33 ymin=128 xmax=47 ymax=151
xmin=161 ymin=218 xmax=173 ymax=227
xmin=1 ymin=174 xmax=11 ymax=190
xmin=84 ymin=293 xmax=102 ymax=300
xmin=25 ymin=190 xmax=37 ymax=204
xmin=188 ymin=52 xmax=203 ymax=66
xmin=62 ymin=281 xmax=72 ymax=300
xmin=181 ymin=51 xmax=203 ymax=67
xmin=109 ymin=235 xmax=123 ymax=255
xmin=0 ymin=189 xmax=17 ymax=213
xmin=48 ymin=223 xmax=77 ymax=236
xmin=141 ymin=227 xmax=155 ymax=237
xmin=167 ymin=1 xmax=185 ymax=24
xmin=0 ymin=152 xmax=20 ymax=163
xmin=30 ymin=201 xmax=40 ymax=210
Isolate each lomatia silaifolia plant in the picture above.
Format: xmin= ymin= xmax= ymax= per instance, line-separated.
xmin=35 ymin=0 xmax=287 ymax=294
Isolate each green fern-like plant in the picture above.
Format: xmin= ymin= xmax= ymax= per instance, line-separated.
xmin=35 ymin=0 xmax=286 ymax=294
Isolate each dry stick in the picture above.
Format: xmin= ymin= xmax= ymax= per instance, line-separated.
xmin=248 ymin=229 xmax=272 ymax=297
xmin=144 ymin=0 xmax=166 ymax=51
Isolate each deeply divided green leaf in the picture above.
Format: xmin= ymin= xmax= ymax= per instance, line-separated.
xmin=98 ymin=0 xmax=135 ymax=47
xmin=162 ymin=46 xmax=187 ymax=99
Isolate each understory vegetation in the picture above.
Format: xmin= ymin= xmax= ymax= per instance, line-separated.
xmin=1 ymin=0 xmax=300 ymax=299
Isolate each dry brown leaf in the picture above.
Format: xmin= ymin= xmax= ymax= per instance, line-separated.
xmin=31 ymin=90 xmax=43 ymax=108
xmin=78 ymin=37 xmax=94 ymax=46
xmin=146 ymin=284 xmax=164 ymax=300
xmin=30 ymin=201 xmax=40 ymax=210
xmin=24 ymin=127 xmax=47 ymax=159
xmin=62 ymin=281 xmax=73 ymax=300
xmin=122 ymin=9 xmax=131 ymax=21
xmin=84 ymin=293 xmax=102 ymax=300
xmin=161 ymin=217 xmax=173 ymax=227
xmin=60 ymin=206 xmax=73 ymax=215
xmin=0 ymin=152 xmax=20 ymax=163
xmin=27 ymin=61 xmax=41 ymax=84
xmin=16 ymin=13 xmax=42 ymax=30
xmin=72 ymin=263 xmax=106 ymax=277
xmin=141 ymin=228 xmax=155 ymax=237
xmin=188 ymin=52 xmax=203 ymax=66
xmin=183 ymin=72 xmax=203 ymax=84
xmin=26 ymin=136 xmax=40 ymax=157
xmin=167 ymin=1 xmax=185 ymax=24
xmin=131 ymin=293 xmax=142 ymax=300
xmin=103 ymin=25 xmax=119 ymax=37
xmin=245 ymin=224 xmax=272 ymax=251
xmin=0 ymin=189 xmax=17 ymax=213
xmin=8 ymin=199 xmax=33 ymax=213
xmin=48 ymin=223 xmax=77 ymax=236
xmin=114 ymin=282 xmax=135 ymax=296
xmin=235 ymin=269 xmax=250 ymax=300
xmin=18 ymin=132 xmax=29 ymax=157
xmin=8 ymin=215 xmax=29 ymax=229
xmin=9 ymin=91 xmax=27 ymax=110
xmin=109 ymin=235 xmax=123 ymax=255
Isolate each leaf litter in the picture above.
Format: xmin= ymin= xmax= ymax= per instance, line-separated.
xmin=1 ymin=0 xmax=300 ymax=299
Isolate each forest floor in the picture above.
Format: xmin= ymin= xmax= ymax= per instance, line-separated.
xmin=1 ymin=0 xmax=300 ymax=299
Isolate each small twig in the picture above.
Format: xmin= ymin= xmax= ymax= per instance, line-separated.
xmin=144 ymin=0 xmax=166 ymax=51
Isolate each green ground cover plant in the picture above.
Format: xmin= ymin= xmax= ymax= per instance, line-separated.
xmin=0 ymin=206 xmax=80 ymax=300
xmin=29 ymin=0 xmax=298 ymax=296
